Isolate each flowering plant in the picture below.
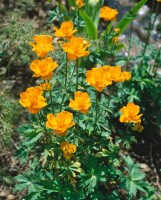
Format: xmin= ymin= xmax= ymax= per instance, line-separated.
xmin=15 ymin=0 xmax=159 ymax=199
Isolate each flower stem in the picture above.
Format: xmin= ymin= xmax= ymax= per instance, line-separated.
xmin=49 ymin=90 xmax=54 ymax=114
xmin=140 ymin=0 xmax=159 ymax=71
xmin=94 ymin=91 xmax=99 ymax=131
xmin=65 ymin=53 xmax=68 ymax=88
xmin=76 ymin=59 xmax=79 ymax=90
xmin=77 ymin=112 xmax=80 ymax=136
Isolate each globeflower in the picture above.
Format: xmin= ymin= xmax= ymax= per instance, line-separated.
xmin=30 ymin=57 xmax=58 ymax=80
xmin=29 ymin=35 xmax=54 ymax=58
xmin=100 ymin=6 xmax=118 ymax=21
xmin=60 ymin=142 xmax=77 ymax=159
xmin=119 ymin=102 xmax=143 ymax=123
xmin=54 ymin=21 xmax=77 ymax=40
xmin=114 ymin=28 xmax=120 ymax=34
xmin=112 ymin=36 xmax=119 ymax=44
xmin=69 ymin=91 xmax=91 ymax=114
xmin=40 ymin=82 xmax=52 ymax=91
xmin=85 ymin=67 xmax=112 ymax=92
xmin=76 ymin=0 xmax=85 ymax=8
xmin=46 ymin=111 xmax=75 ymax=136
xmin=103 ymin=65 xmax=131 ymax=82
xmin=19 ymin=86 xmax=47 ymax=114
xmin=121 ymin=71 xmax=131 ymax=81
xmin=62 ymin=36 xmax=90 ymax=60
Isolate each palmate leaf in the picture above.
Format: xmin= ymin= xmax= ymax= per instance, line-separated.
xmin=23 ymin=192 xmax=40 ymax=200
xmin=79 ymin=10 xmax=97 ymax=39
xmin=130 ymin=168 xmax=146 ymax=181
xmin=127 ymin=180 xmax=137 ymax=197
xmin=115 ymin=0 xmax=148 ymax=35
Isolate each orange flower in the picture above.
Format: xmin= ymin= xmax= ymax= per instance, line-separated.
xmin=100 ymin=6 xmax=118 ymax=21
xmin=69 ymin=91 xmax=91 ymax=114
xmin=40 ymin=82 xmax=52 ymax=91
xmin=46 ymin=111 xmax=75 ymax=136
xmin=114 ymin=28 xmax=120 ymax=34
xmin=62 ymin=36 xmax=90 ymax=60
xmin=29 ymin=35 xmax=54 ymax=58
xmin=112 ymin=36 xmax=119 ymax=44
xmin=19 ymin=86 xmax=47 ymax=114
xmin=30 ymin=57 xmax=58 ymax=80
xmin=103 ymin=66 xmax=131 ymax=82
xmin=108 ymin=66 xmax=124 ymax=82
xmin=85 ymin=67 xmax=112 ymax=92
xmin=119 ymin=102 xmax=143 ymax=123
xmin=121 ymin=71 xmax=131 ymax=81
xmin=76 ymin=0 xmax=85 ymax=8
xmin=60 ymin=142 xmax=77 ymax=159
xmin=54 ymin=21 xmax=77 ymax=40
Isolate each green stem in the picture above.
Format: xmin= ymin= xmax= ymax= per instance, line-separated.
xmin=49 ymin=90 xmax=54 ymax=114
xmin=76 ymin=59 xmax=79 ymax=90
xmin=126 ymin=0 xmax=136 ymax=70
xmin=76 ymin=112 xmax=80 ymax=137
xmin=65 ymin=53 xmax=68 ymax=88
xmin=152 ymin=47 xmax=161 ymax=75
xmin=94 ymin=91 xmax=99 ymax=131
xmin=140 ymin=0 xmax=158 ymax=70
xmin=77 ymin=8 xmax=80 ymax=31
xmin=59 ymin=93 xmax=65 ymax=112
xmin=38 ymin=113 xmax=43 ymax=126
xmin=67 ymin=65 xmax=76 ymax=88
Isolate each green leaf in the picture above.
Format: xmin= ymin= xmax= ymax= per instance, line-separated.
xmin=115 ymin=43 xmax=127 ymax=51
xmin=24 ymin=192 xmax=40 ymax=200
xmin=85 ymin=0 xmax=104 ymax=29
xmin=121 ymin=155 xmax=134 ymax=167
xmin=68 ymin=0 xmax=75 ymax=6
xmin=85 ymin=175 xmax=97 ymax=189
xmin=17 ymin=124 xmax=34 ymax=135
xmin=115 ymin=0 xmax=148 ymax=35
xmin=79 ymin=10 xmax=97 ymax=39
xmin=131 ymin=168 xmax=146 ymax=181
xmin=25 ymin=132 xmax=42 ymax=145
xmin=128 ymin=180 xmax=137 ymax=196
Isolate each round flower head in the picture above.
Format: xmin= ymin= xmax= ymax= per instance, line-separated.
xmin=112 ymin=36 xmax=119 ymax=44
xmin=54 ymin=21 xmax=77 ymax=40
xmin=100 ymin=6 xmax=118 ymax=21
xmin=114 ymin=28 xmax=120 ymax=34
xmin=108 ymin=66 xmax=124 ymax=82
xmin=119 ymin=102 xmax=143 ymax=123
xmin=62 ymin=36 xmax=90 ymax=60
xmin=85 ymin=67 xmax=112 ymax=92
xmin=103 ymin=65 xmax=131 ymax=83
xmin=29 ymin=35 xmax=54 ymax=58
xmin=40 ymin=82 xmax=52 ymax=91
xmin=60 ymin=142 xmax=77 ymax=159
xmin=69 ymin=91 xmax=91 ymax=114
xmin=19 ymin=86 xmax=47 ymax=114
xmin=30 ymin=57 xmax=58 ymax=80
xmin=46 ymin=111 xmax=75 ymax=136
xmin=76 ymin=0 xmax=85 ymax=8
